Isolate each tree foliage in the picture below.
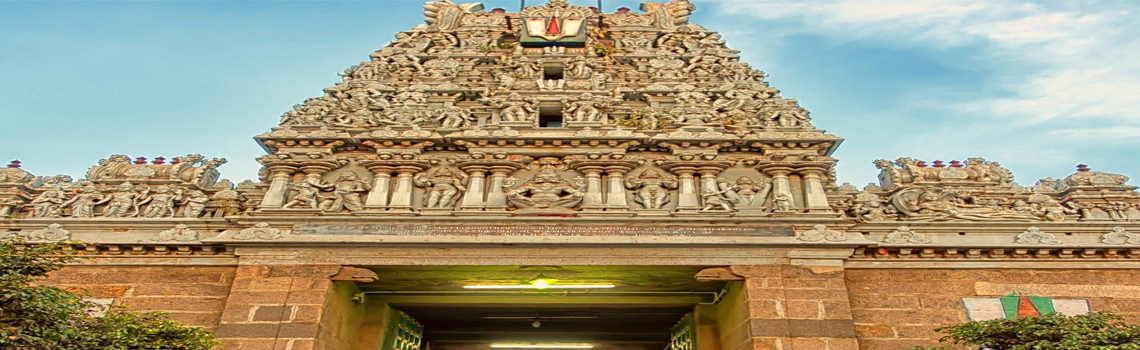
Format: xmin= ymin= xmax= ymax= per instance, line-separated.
xmin=914 ymin=312 xmax=1140 ymax=350
xmin=0 ymin=239 xmax=218 ymax=350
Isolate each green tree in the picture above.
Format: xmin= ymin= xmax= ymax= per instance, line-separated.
xmin=914 ymin=312 xmax=1140 ymax=350
xmin=0 ymin=239 xmax=218 ymax=350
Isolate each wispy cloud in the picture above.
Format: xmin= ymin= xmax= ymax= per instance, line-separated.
xmin=717 ymin=0 xmax=1140 ymax=127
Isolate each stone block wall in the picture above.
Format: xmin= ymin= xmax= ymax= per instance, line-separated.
xmin=39 ymin=266 xmax=236 ymax=332
xmin=845 ymin=269 xmax=1140 ymax=349
xmin=735 ymin=265 xmax=859 ymax=350
xmin=214 ymin=265 xmax=341 ymax=350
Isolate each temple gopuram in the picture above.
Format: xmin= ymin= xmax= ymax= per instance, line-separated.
xmin=4 ymin=1 xmax=1140 ymax=349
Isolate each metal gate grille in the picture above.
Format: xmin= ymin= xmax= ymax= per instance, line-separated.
xmin=667 ymin=312 xmax=695 ymax=350
xmin=382 ymin=309 xmax=425 ymax=350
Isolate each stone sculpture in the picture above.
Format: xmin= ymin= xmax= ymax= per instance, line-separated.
xmin=507 ymin=169 xmax=584 ymax=210
xmin=625 ymin=169 xmax=678 ymax=210
xmin=320 ymin=172 xmax=372 ymax=213
xmin=414 ymin=167 xmax=469 ymax=208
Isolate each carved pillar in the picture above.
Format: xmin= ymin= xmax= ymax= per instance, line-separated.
xmin=672 ymin=167 xmax=701 ymax=212
xmin=386 ymin=166 xmax=420 ymax=211
xmin=484 ymin=166 xmax=516 ymax=210
xmin=364 ymin=166 xmax=395 ymax=209
xmin=579 ymin=167 xmax=605 ymax=210
xmin=259 ymin=166 xmax=298 ymax=209
xmin=604 ymin=166 xmax=632 ymax=210
xmin=800 ymin=168 xmax=832 ymax=211
xmin=764 ymin=167 xmax=796 ymax=211
xmin=459 ymin=166 xmax=489 ymax=210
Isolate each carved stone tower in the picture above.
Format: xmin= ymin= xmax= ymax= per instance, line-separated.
xmin=5 ymin=1 xmax=1140 ymax=350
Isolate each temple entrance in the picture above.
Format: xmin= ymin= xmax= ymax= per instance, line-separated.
xmin=356 ymin=266 xmax=739 ymax=350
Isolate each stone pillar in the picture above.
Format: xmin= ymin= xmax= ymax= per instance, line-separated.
xmin=800 ymin=168 xmax=832 ymax=211
xmin=765 ymin=168 xmax=796 ymax=211
xmin=580 ymin=167 xmax=605 ymax=210
xmin=673 ymin=168 xmax=701 ymax=212
xmin=386 ymin=166 xmax=419 ymax=211
xmin=697 ymin=167 xmax=722 ymax=206
xmin=259 ymin=166 xmax=297 ymax=209
xmin=365 ymin=166 xmax=394 ymax=209
xmin=604 ymin=167 xmax=631 ymax=210
xmin=484 ymin=166 xmax=515 ymax=210
xmin=215 ymin=264 xmax=342 ymax=350
xmin=732 ymin=264 xmax=859 ymax=350
xmin=459 ymin=166 xmax=489 ymax=210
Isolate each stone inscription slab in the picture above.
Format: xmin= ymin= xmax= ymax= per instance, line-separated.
xmin=292 ymin=224 xmax=793 ymax=237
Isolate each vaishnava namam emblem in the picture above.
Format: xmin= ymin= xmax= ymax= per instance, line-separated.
xmin=520 ymin=0 xmax=589 ymax=46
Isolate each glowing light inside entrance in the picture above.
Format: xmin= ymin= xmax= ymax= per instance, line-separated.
xmin=490 ymin=344 xmax=594 ymax=349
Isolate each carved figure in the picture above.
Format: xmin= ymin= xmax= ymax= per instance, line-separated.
xmin=562 ymin=93 xmax=611 ymax=122
xmin=102 ymin=183 xmax=144 ymax=218
xmin=640 ymin=0 xmax=695 ymax=30
xmin=772 ymin=192 xmax=794 ymax=212
xmin=181 ymin=190 xmax=209 ymax=218
xmin=320 ymin=172 xmax=371 ymax=213
xmin=29 ymin=189 xmax=66 ymax=218
xmin=486 ymin=93 xmax=538 ymax=122
xmin=507 ymin=169 xmax=584 ymax=210
xmin=565 ymin=56 xmax=594 ymax=79
xmin=60 ymin=185 xmax=103 ymax=218
xmin=423 ymin=0 xmax=485 ymax=30
xmin=0 ymin=198 xmax=22 ymax=217
xmin=437 ymin=106 xmax=475 ymax=129
xmin=414 ymin=167 xmax=469 ymax=208
xmin=723 ymin=176 xmax=771 ymax=208
xmin=700 ymin=184 xmax=734 ymax=212
xmin=625 ymin=169 xmax=678 ymax=209
xmin=284 ymin=174 xmax=330 ymax=209
xmin=138 ymin=186 xmax=182 ymax=218
xmin=505 ymin=56 xmax=543 ymax=79
xmin=889 ymin=187 xmax=1038 ymax=222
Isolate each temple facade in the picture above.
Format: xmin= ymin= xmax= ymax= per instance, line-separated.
xmin=4 ymin=1 xmax=1140 ymax=349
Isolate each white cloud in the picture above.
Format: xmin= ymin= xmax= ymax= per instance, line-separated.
xmin=715 ymin=0 xmax=1140 ymax=129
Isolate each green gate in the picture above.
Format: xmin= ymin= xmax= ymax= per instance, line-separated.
xmin=667 ymin=312 xmax=696 ymax=350
xmin=382 ymin=309 xmax=424 ymax=350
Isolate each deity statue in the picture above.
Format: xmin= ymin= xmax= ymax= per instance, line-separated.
xmin=507 ymin=169 xmax=584 ymax=210
xmin=485 ymin=93 xmax=538 ymax=123
xmin=848 ymin=191 xmax=888 ymax=221
xmin=625 ymin=169 xmax=678 ymax=209
xmin=414 ymin=167 xmax=469 ymax=208
xmin=700 ymin=185 xmax=735 ymax=212
xmin=320 ymin=172 xmax=371 ymax=213
xmin=181 ymin=190 xmax=209 ymax=218
xmin=437 ymin=106 xmax=475 ymax=129
xmin=60 ymin=184 xmax=104 ymax=218
xmin=505 ymin=56 xmax=543 ymax=79
xmin=29 ymin=189 xmax=66 ymax=218
xmin=722 ymin=176 xmax=771 ymax=208
xmin=284 ymin=174 xmax=330 ymax=209
xmin=617 ymin=31 xmax=653 ymax=50
xmin=137 ymin=186 xmax=183 ymax=218
xmin=772 ymin=192 xmax=794 ymax=212
xmin=102 ymin=182 xmax=144 ymax=218
xmin=562 ymin=93 xmax=611 ymax=122
xmin=565 ymin=56 xmax=594 ymax=79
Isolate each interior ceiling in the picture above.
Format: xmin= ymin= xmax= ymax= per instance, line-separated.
xmin=360 ymin=265 xmax=724 ymax=293
xmin=403 ymin=305 xmax=691 ymax=348
xmin=361 ymin=266 xmax=727 ymax=350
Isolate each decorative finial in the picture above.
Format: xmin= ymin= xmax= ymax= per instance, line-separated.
xmin=152 ymin=156 xmax=166 ymax=165
xmin=932 ymin=160 xmax=945 ymax=168
xmin=1076 ymin=164 xmax=1091 ymax=172
xmin=949 ymin=160 xmax=963 ymax=168
xmin=133 ymin=157 xmax=148 ymax=165
xmin=6 ymin=160 xmax=21 ymax=168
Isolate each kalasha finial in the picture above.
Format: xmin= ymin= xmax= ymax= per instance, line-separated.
xmin=153 ymin=156 xmax=166 ymax=165
xmin=916 ymin=160 xmax=928 ymax=168
xmin=133 ymin=157 xmax=148 ymax=165
xmin=949 ymin=160 xmax=963 ymax=168
xmin=932 ymin=160 xmax=945 ymax=168
xmin=1076 ymin=164 xmax=1091 ymax=172
xmin=7 ymin=160 xmax=21 ymax=168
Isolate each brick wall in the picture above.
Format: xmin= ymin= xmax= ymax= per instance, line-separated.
xmin=40 ymin=265 xmax=236 ymax=331
xmin=846 ymin=269 xmax=1140 ymax=349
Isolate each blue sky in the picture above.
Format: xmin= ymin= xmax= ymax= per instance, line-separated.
xmin=1 ymin=0 xmax=1137 ymax=187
